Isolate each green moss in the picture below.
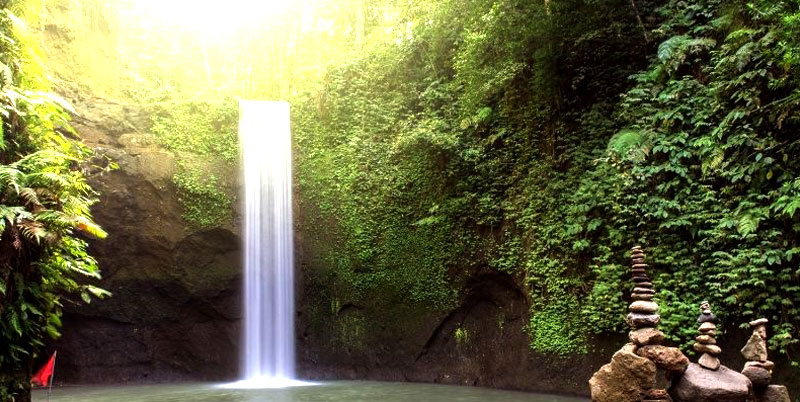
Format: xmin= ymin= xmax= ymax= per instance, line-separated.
xmin=150 ymin=100 xmax=238 ymax=229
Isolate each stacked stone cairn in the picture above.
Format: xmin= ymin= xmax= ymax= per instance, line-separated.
xmin=695 ymin=301 xmax=721 ymax=370
xmin=670 ymin=302 xmax=752 ymax=402
xmin=590 ymin=246 xmax=688 ymax=402
xmin=592 ymin=245 xmax=794 ymax=402
xmin=741 ymin=319 xmax=792 ymax=402
xmin=627 ymin=246 xmax=664 ymax=346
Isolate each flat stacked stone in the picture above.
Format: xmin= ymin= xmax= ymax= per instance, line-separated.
xmin=627 ymin=246 xmax=665 ymax=346
xmin=741 ymin=318 xmax=772 ymax=388
xmin=740 ymin=319 xmax=794 ymax=402
xmin=695 ymin=301 xmax=722 ymax=370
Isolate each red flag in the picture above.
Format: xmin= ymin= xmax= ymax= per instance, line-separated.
xmin=31 ymin=351 xmax=56 ymax=387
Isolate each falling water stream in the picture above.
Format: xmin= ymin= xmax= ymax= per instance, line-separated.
xmin=224 ymin=100 xmax=307 ymax=389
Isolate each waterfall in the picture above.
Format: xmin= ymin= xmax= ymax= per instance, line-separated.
xmin=225 ymin=100 xmax=307 ymax=389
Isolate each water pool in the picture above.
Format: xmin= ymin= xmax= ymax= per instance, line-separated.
xmin=32 ymin=381 xmax=588 ymax=402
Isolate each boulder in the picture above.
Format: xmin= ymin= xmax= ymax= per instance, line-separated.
xmin=757 ymin=384 xmax=791 ymax=402
xmin=669 ymin=363 xmax=752 ymax=402
xmin=637 ymin=345 xmax=689 ymax=373
xmin=590 ymin=343 xmax=657 ymax=402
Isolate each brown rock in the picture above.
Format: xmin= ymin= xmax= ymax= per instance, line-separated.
xmin=757 ymin=384 xmax=791 ymax=402
xmin=637 ymin=345 xmax=689 ymax=373
xmin=699 ymin=322 xmax=716 ymax=331
xmin=630 ymin=328 xmax=666 ymax=346
xmin=698 ymin=353 xmax=720 ymax=370
xmin=742 ymin=365 xmax=771 ymax=388
xmin=693 ymin=343 xmax=722 ymax=355
xmin=749 ymin=318 xmax=769 ymax=327
xmin=745 ymin=360 xmax=775 ymax=371
xmin=669 ymin=363 xmax=752 ymax=402
xmin=695 ymin=335 xmax=716 ymax=344
xmin=630 ymin=301 xmax=660 ymax=313
xmin=590 ymin=343 xmax=658 ymax=402
xmin=633 ymin=294 xmax=655 ymax=301
xmin=741 ymin=332 xmax=768 ymax=361
xmin=628 ymin=313 xmax=661 ymax=328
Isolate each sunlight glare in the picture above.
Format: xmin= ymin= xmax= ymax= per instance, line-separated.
xmin=129 ymin=0 xmax=297 ymax=35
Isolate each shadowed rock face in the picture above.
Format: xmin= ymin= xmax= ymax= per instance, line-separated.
xmin=53 ymin=95 xmax=242 ymax=384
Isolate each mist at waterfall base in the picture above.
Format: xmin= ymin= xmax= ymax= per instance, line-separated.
xmin=221 ymin=101 xmax=313 ymax=389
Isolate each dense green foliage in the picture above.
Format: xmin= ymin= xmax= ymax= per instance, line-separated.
xmin=0 ymin=3 xmax=108 ymax=399
xmin=294 ymin=0 xmax=800 ymax=358
xmin=150 ymin=101 xmax=238 ymax=229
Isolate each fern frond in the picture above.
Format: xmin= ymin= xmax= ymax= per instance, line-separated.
xmin=18 ymin=187 xmax=41 ymax=209
xmin=18 ymin=219 xmax=46 ymax=243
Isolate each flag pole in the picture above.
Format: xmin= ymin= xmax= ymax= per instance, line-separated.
xmin=47 ymin=351 xmax=56 ymax=402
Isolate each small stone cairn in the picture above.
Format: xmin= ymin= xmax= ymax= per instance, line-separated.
xmin=591 ymin=245 xmax=794 ymax=402
xmin=741 ymin=318 xmax=792 ymax=401
xmin=695 ymin=301 xmax=721 ymax=370
xmin=627 ymin=246 xmax=664 ymax=347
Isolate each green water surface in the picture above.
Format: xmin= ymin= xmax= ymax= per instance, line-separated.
xmin=32 ymin=381 xmax=588 ymax=402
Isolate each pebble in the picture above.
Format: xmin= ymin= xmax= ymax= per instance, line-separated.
xmin=749 ymin=318 xmax=768 ymax=327
xmin=632 ymin=294 xmax=654 ymax=301
xmin=632 ymin=263 xmax=648 ymax=269
xmin=634 ymin=288 xmax=655 ymax=294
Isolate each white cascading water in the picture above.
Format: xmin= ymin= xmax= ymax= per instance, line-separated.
xmin=223 ymin=100 xmax=309 ymax=389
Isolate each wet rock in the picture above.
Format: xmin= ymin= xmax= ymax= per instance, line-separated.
xmin=669 ymin=363 xmax=752 ymax=402
xmin=637 ymin=345 xmax=689 ymax=373
xmin=590 ymin=344 xmax=657 ymax=402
